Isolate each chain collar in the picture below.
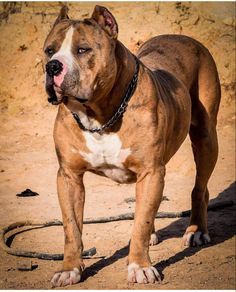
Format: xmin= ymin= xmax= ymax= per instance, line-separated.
xmin=71 ymin=56 xmax=139 ymax=133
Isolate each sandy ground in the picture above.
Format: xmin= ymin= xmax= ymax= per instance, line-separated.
xmin=0 ymin=2 xmax=235 ymax=290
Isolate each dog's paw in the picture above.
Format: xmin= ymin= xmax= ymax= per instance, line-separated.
xmin=183 ymin=231 xmax=211 ymax=247
xmin=51 ymin=267 xmax=81 ymax=287
xmin=149 ymin=232 xmax=159 ymax=246
xmin=127 ymin=263 xmax=161 ymax=284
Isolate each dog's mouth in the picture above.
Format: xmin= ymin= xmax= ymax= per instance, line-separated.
xmin=46 ymin=75 xmax=64 ymax=105
xmin=46 ymin=75 xmax=88 ymax=105
xmin=76 ymin=97 xmax=88 ymax=104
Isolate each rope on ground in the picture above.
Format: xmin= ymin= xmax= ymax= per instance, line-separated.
xmin=83 ymin=199 xmax=233 ymax=223
xmin=0 ymin=199 xmax=233 ymax=261
xmin=0 ymin=220 xmax=98 ymax=260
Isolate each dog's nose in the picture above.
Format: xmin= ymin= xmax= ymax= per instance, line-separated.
xmin=46 ymin=59 xmax=63 ymax=77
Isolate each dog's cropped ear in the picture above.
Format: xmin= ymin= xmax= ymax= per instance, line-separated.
xmin=91 ymin=5 xmax=118 ymax=39
xmin=53 ymin=6 xmax=69 ymax=27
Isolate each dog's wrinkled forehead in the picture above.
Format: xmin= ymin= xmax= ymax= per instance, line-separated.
xmin=72 ymin=20 xmax=105 ymax=49
xmin=44 ymin=19 xmax=103 ymax=57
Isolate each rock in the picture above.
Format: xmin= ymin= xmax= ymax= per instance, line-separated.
xmin=222 ymin=17 xmax=235 ymax=27
xmin=162 ymin=195 xmax=169 ymax=201
xmin=34 ymin=57 xmax=42 ymax=67
xmin=16 ymin=188 xmax=39 ymax=197
xmin=18 ymin=44 xmax=27 ymax=51
xmin=17 ymin=260 xmax=38 ymax=271
xmin=124 ymin=197 xmax=135 ymax=204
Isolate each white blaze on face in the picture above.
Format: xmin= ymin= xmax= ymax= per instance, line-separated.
xmin=51 ymin=26 xmax=74 ymax=70
xmin=80 ymin=132 xmax=131 ymax=169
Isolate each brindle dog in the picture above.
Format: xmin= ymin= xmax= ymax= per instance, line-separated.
xmin=43 ymin=5 xmax=220 ymax=287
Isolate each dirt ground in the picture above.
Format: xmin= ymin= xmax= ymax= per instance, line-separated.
xmin=0 ymin=1 xmax=235 ymax=290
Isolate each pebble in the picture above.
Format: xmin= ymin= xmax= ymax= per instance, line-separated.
xmin=17 ymin=260 xmax=38 ymax=271
xmin=222 ymin=17 xmax=235 ymax=26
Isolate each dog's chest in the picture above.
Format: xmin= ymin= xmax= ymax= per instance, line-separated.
xmin=79 ymin=132 xmax=134 ymax=183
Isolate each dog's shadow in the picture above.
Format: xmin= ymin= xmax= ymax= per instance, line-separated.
xmin=81 ymin=181 xmax=236 ymax=282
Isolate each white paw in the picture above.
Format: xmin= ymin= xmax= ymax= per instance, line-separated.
xmin=183 ymin=231 xmax=211 ymax=247
xmin=127 ymin=263 xmax=161 ymax=284
xmin=149 ymin=232 xmax=159 ymax=246
xmin=51 ymin=267 xmax=81 ymax=287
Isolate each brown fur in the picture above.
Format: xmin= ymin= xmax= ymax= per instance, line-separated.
xmin=44 ymin=5 xmax=220 ymax=286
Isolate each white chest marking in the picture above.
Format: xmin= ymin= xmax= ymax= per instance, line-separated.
xmin=51 ymin=26 xmax=74 ymax=69
xmin=80 ymin=132 xmax=131 ymax=169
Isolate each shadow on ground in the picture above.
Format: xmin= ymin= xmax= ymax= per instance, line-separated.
xmin=81 ymin=181 xmax=236 ymax=282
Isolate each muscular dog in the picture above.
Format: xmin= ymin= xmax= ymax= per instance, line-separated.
xmin=43 ymin=5 xmax=220 ymax=287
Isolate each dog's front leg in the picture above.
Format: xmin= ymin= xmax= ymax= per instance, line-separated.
xmin=128 ymin=167 xmax=165 ymax=284
xmin=51 ymin=167 xmax=85 ymax=287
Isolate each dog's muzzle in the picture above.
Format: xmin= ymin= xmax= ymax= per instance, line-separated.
xmin=46 ymin=60 xmax=63 ymax=77
xmin=45 ymin=60 xmax=88 ymax=105
xmin=45 ymin=60 xmax=64 ymax=105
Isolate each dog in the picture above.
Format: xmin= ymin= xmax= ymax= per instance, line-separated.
xmin=43 ymin=5 xmax=220 ymax=287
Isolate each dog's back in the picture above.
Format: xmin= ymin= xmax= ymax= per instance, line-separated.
xmin=138 ymin=34 xmax=221 ymax=125
xmin=138 ymin=36 xmax=219 ymax=93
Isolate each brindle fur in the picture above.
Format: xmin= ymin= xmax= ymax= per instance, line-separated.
xmin=44 ymin=5 xmax=220 ymax=286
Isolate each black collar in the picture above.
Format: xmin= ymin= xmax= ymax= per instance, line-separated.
xmin=71 ymin=56 xmax=139 ymax=133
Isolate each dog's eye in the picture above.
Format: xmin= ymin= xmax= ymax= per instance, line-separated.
xmin=77 ymin=47 xmax=91 ymax=54
xmin=45 ymin=47 xmax=55 ymax=57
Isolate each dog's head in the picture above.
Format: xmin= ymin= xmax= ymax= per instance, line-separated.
xmin=43 ymin=6 xmax=119 ymax=105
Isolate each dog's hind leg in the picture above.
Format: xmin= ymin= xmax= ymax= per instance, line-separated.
xmin=183 ymin=52 xmax=221 ymax=247
xmin=183 ymin=125 xmax=217 ymax=247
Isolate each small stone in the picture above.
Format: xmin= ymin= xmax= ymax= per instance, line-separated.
xmin=18 ymin=44 xmax=28 ymax=51
xmin=34 ymin=57 xmax=42 ymax=68
xmin=222 ymin=17 xmax=235 ymax=26
xmin=17 ymin=261 xmax=33 ymax=271
xmin=35 ymin=57 xmax=41 ymax=63
xmin=136 ymin=39 xmax=143 ymax=46
xmin=17 ymin=260 xmax=38 ymax=271
xmin=6 ymin=267 xmax=15 ymax=271
xmin=16 ymin=188 xmax=39 ymax=197
xmin=162 ymin=195 xmax=169 ymax=201
xmin=124 ymin=197 xmax=135 ymax=204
